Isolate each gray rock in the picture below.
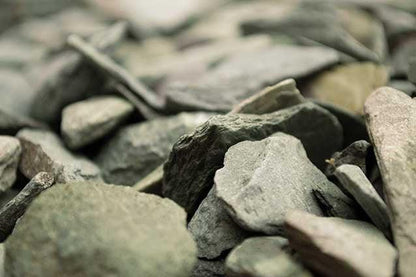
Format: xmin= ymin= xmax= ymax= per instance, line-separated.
xmin=96 ymin=112 xmax=212 ymax=186
xmin=133 ymin=164 xmax=164 ymax=195
xmin=17 ymin=129 xmax=101 ymax=183
xmin=325 ymin=140 xmax=371 ymax=176
xmin=188 ymin=186 xmax=249 ymax=259
xmin=215 ymin=133 xmax=355 ymax=234
xmin=61 ymin=96 xmax=134 ymax=149
xmin=230 ymin=78 xmax=305 ymax=114
xmin=0 ymin=244 xmax=4 ymax=277
xmin=285 ymin=211 xmax=397 ymax=277
xmin=192 ymin=258 xmax=225 ymax=277
xmin=409 ymin=57 xmax=416 ymax=84
xmin=225 ymin=236 xmax=312 ymax=277
xmin=391 ymin=36 xmax=416 ymax=77
xmin=163 ymin=102 xmax=342 ymax=215
xmin=165 ymin=45 xmax=339 ymax=112
xmin=388 ymin=80 xmax=416 ymax=96
xmin=0 ymin=136 xmax=21 ymax=192
xmin=5 ymin=182 xmax=197 ymax=277
xmin=334 ymin=165 xmax=391 ymax=238
xmin=372 ymin=6 xmax=416 ymax=38
xmin=364 ymin=87 xmax=416 ymax=277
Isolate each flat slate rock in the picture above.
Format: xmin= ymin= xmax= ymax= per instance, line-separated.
xmin=163 ymin=102 xmax=343 ymax=215
xmin=334 ymin=164 xmax=391 ymax=238
xmin=188 ymin=186 xmax=249 ymax=259
xmin=5 ymin=182 xmax=197 ymax=277
xmin=0 ymin=136 xmax=21 ymax=192
xmin=96 ymin=112 xmax=212 ymax=186
xmin=61 ymin=96 xmax=134 ymax=149
xmin=165 ymin=45 xmax=339 ymax=112
xmin=364 ymin=87 xmax=416 ymax=277
xmin=17 ymin=129 xmax=101 ymax=183
xmin=225 ymin=236 xmax=312 ymax=277
xmin=192 ymin=258 xmax=225 ymax=277
xmin=215 ymin=133 xmax=355 ymax=234
xmin=285 ymin=211 xmax=397 ymax=277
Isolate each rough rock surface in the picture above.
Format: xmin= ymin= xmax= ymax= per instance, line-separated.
xmin=334 ymin=164 xmax=391 ymax=238
xmin=225 ymin=236 xmax=312 ymax=277
xmin=215 ymin=133 xmax=355 ymax=234
xmin=96 ymin=112 xmax=212 ymax=186
xmin=188 ymin=186 xmax=249 ymax=259
xmin=61 ymin=96 xmax=134 ymax=149
xmin=165 ymin=45 xmax=339 ymax=112
xmin=0 ymin=136 xmax=21 ymax=192
xmin=5 ymin=182 xmax=197 ymax=277
xmin=364 ymin=87 xmax=416 ymax=277
xmin=192 ymin=258 xmax=225 ymax=277
xmin=163 ymin=102 xmax=343 ymax=214
xmin=17 ymin=129 xmax=101 ymax=183
xmin=285 ymin=211 xmax=397 ymax=277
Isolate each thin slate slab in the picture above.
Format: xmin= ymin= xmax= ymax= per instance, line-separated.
xmin=17 ymin=129 xmax=101 ymax=183
xmin=188 ymin=186 xmax=249 ymax=259
xmin=225 ymin=236 xmax=312 ymax=277
xmin=164 ymin=45 xmax=339 ymax=112
xmin=215 ymin=133 xmax=356 ymax=234
xmin=163 ymin=102 xmax=343 ymax=215
xmin=334 ymin=164 xmax=391 ymax=238
xmin=5 ymin=182 xmax=197 ymax=277
xmin=285 ymin=211 xmax=397 ymax=277
xmin=61 ymin=96 xmax=134 ymax=149
xmin=364 ymin=87 xmax=416 ymax=277
xmin=96 ymin=112 xmax=212 ymax=186
xmin=0 ymin=136 xmax=21 ymax=192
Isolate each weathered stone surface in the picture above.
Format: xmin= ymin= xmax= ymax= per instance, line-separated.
xmin=230 ymin=78 xmax=305 ymax=114
xmin=188 ymin=186 xmax=249 ymax=259
xmin=192 ymin=258 xmax=225 ymax=277
xmin=307 ymin=63 xmax=388 ymax=114
xmin=165 ymin=45 xmax=339 ymax=112
xmin=163 ymin=102 xmax=343 ymax=215
xmin=364 ymin=87 xmax=416 ymax=277
xmin=61 ymin=96 xmax=134 ymax=149
xmin=0 ymin=136 xmax=21 ymax=192
xmin=133 ymin=164 xmax=163 ymax=195
xmin=334 ymin=165 xmax=391 ymax=238
xmin=17 ymin=129 xmax=101 ymax=183
xmin=5 ymin=182 xmax=197 ymax=277
xmin=285 ymin=211 xmax=397 ymax=277
xmin=325 ymin=140 xmax=371 ymax=176
xmin=96 ymin=112 xmax=212 ymax=186
xmin=225 ymin=236 xmax=312 ymax=277
xmin=215 ymin=133 xmax=354 ymax=234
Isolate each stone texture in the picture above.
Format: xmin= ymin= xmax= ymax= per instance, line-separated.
xmin=325 ymin=140 xmax=371 ymax=176
xmin=285 ymin=211 xmax=397 ymax=277
xmin=334 ymin=165 xmax=391 ymax=238
xmin=163 ymin=102 xmax=343 ymax=215
xmin=133 ymin=164 xmax=163 ymax=195
xmin=61 ymin=96 xmax=134 ymax=149
xmin=225 ymin=236 xmax=312 ymax=277
xmin=307 ymin=62 xmax=388 ymax=114
xmin=96 ymin=112 xmax=212 ymax=186
xmin=0 ymin=244 xmax=4 ymax=277
xmin=5 ymin=182 xmax=197 ymax=277
xmin=165 ymin=45 xmax=339 ymax=112
xmin=17 ymin=129 xmax=101 ymax=183
xmin=215 ymin=133 xmax=355 ymax=234
xmin=192 ymin=258 xmax=225 ymax=277
xmin=0 ymin=136 xmax=21 ymax=192
xmin=364 ymin=87 xmax=416 ymax=277
xmin=188 ymin=186 xmax=249 ymax=259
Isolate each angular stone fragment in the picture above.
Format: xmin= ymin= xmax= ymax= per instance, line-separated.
xmin=163 ymin=102 xmax=342 ymax=214
xmin=0 ymin=136 xmax=21 ymax=192
xmin=192 ymin=258 xmax=225 ymax=277
xmin=165 ymin=45 xmax=339 ymax=112
xmin=364 ymin=87 xmax=416 ymax=277
xmin=215 ymin=133 xmax=354 ymax=234
xmin=325 ymin=140 xmax=371 ymax=176
xmin=285 ymin=211 xmax=397 ymax=277
xmin=189 ymin=186 xmax=249 ymax=259
xmin=334 ymin=165 xmax=391 ymax=238
xmin=61 ymin=96 xmax=134 ymax=149
xmin=230 ymin=78 xmax=305 ymax=114
xmin=96 ymin=112 xmax=212 ymax=186
xmin=5 ymin=182 xmax=196 ymax=277
xmin=17 ymin=129 xmax=101 ymax=183
xmin=225 ymin=236 xmax=312 ymax=277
